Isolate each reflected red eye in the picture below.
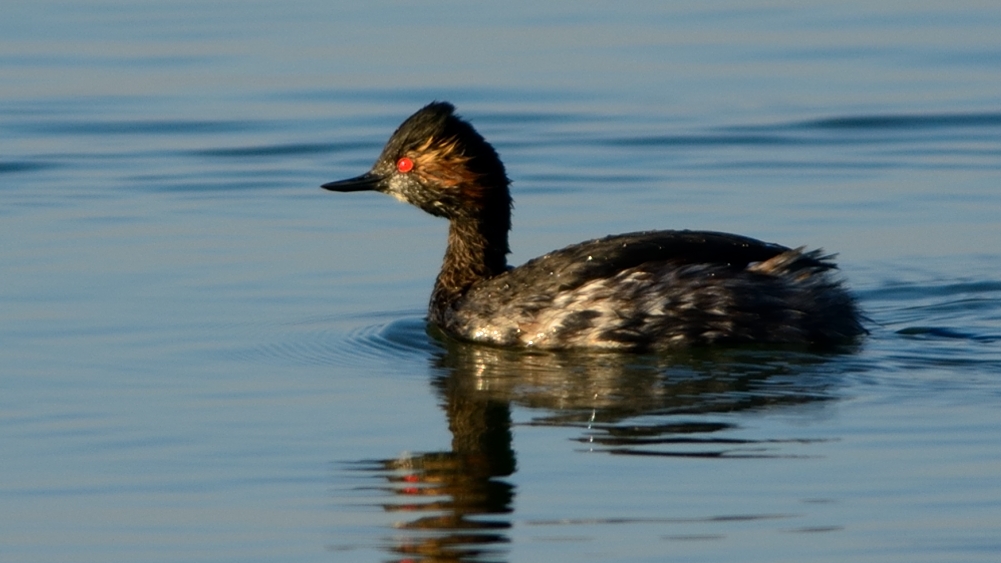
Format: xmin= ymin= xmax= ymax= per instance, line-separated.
xmin=396 ymin=157 xmax=414 ymax=173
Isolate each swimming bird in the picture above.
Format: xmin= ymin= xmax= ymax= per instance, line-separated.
xmin=322 ymin=102 xmax=864 ymax=350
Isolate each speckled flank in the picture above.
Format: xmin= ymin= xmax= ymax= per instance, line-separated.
xmin=444 ymin=237 xmax=860 ymax=350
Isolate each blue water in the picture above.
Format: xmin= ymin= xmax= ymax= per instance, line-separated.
xmin=3 ymin=1 xmax=1001 ymax=562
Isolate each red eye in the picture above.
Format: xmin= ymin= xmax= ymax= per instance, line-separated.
xmin=396 ymin=157 xmax=414 ymax=173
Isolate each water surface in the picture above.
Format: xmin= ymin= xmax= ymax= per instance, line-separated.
xmin=3 ymin=1 xmax=1001 ymax=562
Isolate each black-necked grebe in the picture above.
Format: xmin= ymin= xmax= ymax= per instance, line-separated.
xmin=322 ymin=102 xmax=865 ymax=350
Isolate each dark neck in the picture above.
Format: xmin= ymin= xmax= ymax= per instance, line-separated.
xmin=435 ymin=215 xmax=508 ymax=291
xmin=430 ymin=204 xmax=510 ymax=318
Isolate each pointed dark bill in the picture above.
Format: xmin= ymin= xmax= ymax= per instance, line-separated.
xmin=321 ymin=172 xmax=382 ymax=192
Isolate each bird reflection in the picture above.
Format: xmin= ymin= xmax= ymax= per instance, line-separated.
xmin=348 ymin=330 xmax=851 ymax=562
xmin=349 ymin=359 xmax=515 ymax=562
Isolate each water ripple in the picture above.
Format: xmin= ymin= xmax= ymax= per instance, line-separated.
xmin=798 ymin=112 xmax=1001 ymax=130
xmin=857 ymin=272 xmax=1001 ymax=382
xmin=896 ymin=326 xmax=997 ymax=343
xmin=229 ymin=314 xmax=432 ymax=368
xmin=188 ymin=141 xmax=361 ymax=158
xmin=21 ymin=119 xmax=254 ymax=135
xmin=0 ymin=161 xmax=56 ymax=174
xmin=600 ymin=111 xmax=1001 ymax=149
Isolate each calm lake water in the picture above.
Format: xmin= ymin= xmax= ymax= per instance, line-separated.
xmin=3 ymin=1 xmax=1001 ymax=562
